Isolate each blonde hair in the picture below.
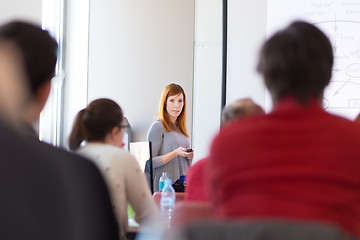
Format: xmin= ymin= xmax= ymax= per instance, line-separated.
xmin=158 ymin=83 xmax=189 ymax=137
xmin=221 ymin=98 xmax=265 ymax=125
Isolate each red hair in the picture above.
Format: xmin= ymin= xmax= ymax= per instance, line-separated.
xmin=158 ymin=83 xmax=189 ymax=137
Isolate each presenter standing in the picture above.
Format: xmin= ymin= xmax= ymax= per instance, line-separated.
xmin=147 ymin=83 xmax=193 ymax=192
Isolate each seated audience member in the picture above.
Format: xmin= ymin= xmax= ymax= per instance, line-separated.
xmin=185 ymin=98 xmax=265 ymax=202
xmin=0 ymin=21 xmax=119 ymax=240
xmin=69 ymin=98 xmax=158 ymax=240
xmin=209 ymin=21 xmax=360 ymax=238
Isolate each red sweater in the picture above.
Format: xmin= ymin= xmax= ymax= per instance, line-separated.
xmin=185 ymin=157 xmax=209 ymax=202
xmin=209 ymin=98 xmax=360 ymax=237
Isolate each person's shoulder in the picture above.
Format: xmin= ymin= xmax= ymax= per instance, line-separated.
xmin=325 ymin=112 xmax=360 ymax=133
xmin=103 ymin=146 xmax=141 ymax=172
xmin=98 ymin=144 xmax=138 ymax=164
xmin=187 ymin=157 xmax=208 ymax=178
xmin=33 ymin=140 xmax=102 ymax=174
xmin=150 ymin=120 xmax=164 ymax=129
xmin=148 ymin=120 xmax=165 ymax=134
xmin=190 ymin=157 xmax=208 ymax=170
xmin=0 ymin=122 xmax=56 ymax=173
xmin=112 ymin=145 xmax=135 ymax=160
xmin=0 ymin=124 xmax=120 ymax=239
xmin=36 ymin=140 xmax=85 ymax=161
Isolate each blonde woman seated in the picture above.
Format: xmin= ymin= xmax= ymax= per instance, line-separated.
xmin=69 ymin=98 xmax=157 ymax=239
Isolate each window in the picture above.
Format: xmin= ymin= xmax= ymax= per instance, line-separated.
xmin=40 ymin=0 xmax=65 ymax=146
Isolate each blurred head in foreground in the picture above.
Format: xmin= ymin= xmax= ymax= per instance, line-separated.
xmin=0 ymin=20 xmax=58 ymax=126
xmin=257 ymin=21 xmax=333 ymax=106
xmin=0 ymin=39 xmax=29 ymax=126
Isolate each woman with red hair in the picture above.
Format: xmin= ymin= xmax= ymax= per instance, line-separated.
xmin=147 ymin=83 xmax=193 ymax=192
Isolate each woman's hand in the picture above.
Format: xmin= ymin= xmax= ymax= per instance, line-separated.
xmin=185 ymin=151 xmax=194 ymax=164
xmin=186 ymin=151 xmax=194 ymax=159
xmin=161 ymin=147 xmax=194 ymax=165
xmin=174 ymin=147 xmax=194 ymax=163
xmin=173 ymin=147 xmax=188 ymax=157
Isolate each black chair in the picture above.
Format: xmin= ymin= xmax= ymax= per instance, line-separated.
xmin=174 ymin=220 xmax=356 ymax=240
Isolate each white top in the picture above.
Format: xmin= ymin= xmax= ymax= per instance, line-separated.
xmin=77 ymin=143 xmax=158 ymax=238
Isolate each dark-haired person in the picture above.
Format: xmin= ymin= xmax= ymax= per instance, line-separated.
xmin=209 ymin=21 xmax=360 ymax=238
xmin=0 ymin=21 xmax=119 ymax=240
xmin=0 ymin=21 xmax=58 ymax=136
xmin=147 ymin=83 xmax=193 ymax=192
xmin=69 ymin=98 xmax=158 ymax=240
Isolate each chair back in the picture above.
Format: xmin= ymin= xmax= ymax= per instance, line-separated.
xmin=178 ymin=220 xmax=356 ymax=240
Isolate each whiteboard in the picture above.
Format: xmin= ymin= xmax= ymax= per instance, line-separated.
xmin=268 ymin=0 xmax=360 ymax=120
xmin=226 ymin=0 xmax=267 ymax=110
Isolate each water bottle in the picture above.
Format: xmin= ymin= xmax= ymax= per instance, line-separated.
xmin=159 ymin=172 xmax=168 ymax=192
xmin=160 ymin=179 xmax=175 ymax=226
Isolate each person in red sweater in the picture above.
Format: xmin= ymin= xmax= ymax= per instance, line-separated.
xmin=209 ymin=21 xmax=360 ymax=238
xmin=185 ymin=98 xmax=265 ymax=202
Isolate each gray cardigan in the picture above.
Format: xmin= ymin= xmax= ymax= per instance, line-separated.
xmin=147 ymin=120 xmax=190 ymax=192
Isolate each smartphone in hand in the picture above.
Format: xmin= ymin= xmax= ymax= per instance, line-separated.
xmin=186 ymin=148 xmax=193 ymax=152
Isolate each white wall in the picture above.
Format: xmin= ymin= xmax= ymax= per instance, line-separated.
xmin=87 ymin=0 xmax=195 ymax=143
xmin=0 ymin=1 xmax=42 ymax=25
